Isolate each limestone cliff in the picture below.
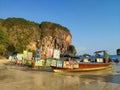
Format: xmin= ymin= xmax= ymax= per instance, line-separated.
xmin=117 ymin=49 xmax=120 ymax=55
xmin=38 ymin=22 xmax=72 ymax=54
xmin=0 ymin=18 xmax=76 ymax=56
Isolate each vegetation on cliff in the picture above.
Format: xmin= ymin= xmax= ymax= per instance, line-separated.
xmin=0 ymin=26 xmax=8 ymax=56
xmin=0 ymin=17 xmax=76 ymax=57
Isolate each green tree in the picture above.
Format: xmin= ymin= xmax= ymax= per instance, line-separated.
xmin=0 ymin=26 xmax=6 ymax=43
xmin=67 ymin=45 xmax=76 ymax=55
xmin=0 ymin=44 xmax=6 ymax=56
xmin=0 ymin=26 xmax=8 ymax=56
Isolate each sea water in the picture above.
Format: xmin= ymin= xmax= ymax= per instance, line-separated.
xmin=110 ymin=55 xmax=120 ymax=72
xmin=110 ymin=55 xmax=120 ymax=60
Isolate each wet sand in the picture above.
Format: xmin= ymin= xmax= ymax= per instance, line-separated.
xmin=0 ymin=60 xmax=120 ymax=90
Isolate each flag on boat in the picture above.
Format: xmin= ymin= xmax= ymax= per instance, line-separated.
xmin=23 ymin=50 xmax=28 ymax=59
xmin=53 ymin=49 xmax=60 ymax=59
xmin=46 ymin=47 xmax=54 ymax=58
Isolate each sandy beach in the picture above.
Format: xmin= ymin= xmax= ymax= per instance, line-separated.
xmin=0 ymin=59 xmax=120 ymax=90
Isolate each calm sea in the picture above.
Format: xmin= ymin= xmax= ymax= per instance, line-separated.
xmin=110 ymin=55 xmax=120 ymax=61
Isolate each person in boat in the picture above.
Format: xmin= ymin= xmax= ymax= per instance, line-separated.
xmin=94 ymin=50 xmax=111 ymax=63
xmin=103 ymin=51 xmax=112 ymax=63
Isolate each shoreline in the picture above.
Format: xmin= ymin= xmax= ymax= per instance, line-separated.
xmin=0 ymin=59 xmax=120 ymax=90
xmin=0 ymin=59 xmax=8 ymax=64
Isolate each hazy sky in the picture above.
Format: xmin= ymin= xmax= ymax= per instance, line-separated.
xmin=0 ymin=0 xmax=120 ymax=55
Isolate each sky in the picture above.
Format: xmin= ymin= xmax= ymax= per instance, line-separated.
xmin=0 ymin=0 xmax=120 ymax=55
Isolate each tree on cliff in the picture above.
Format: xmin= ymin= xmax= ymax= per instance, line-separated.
xmin=67 ymin=45 xmax=76 ymax=55
xmin=0 ymin=26 xmax=7 ymax=56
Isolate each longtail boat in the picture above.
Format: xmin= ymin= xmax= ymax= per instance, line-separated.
xmin=51 ymin=50 xmax=112 ymax=72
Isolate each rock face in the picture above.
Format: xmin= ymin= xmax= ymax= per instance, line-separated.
xmin=117 ymin=49 xmax=120 ymax=55
xmin=41 ymin=30 xmax=72 ymax=54
xmin=0 ymin=18 xmax=75 ymax=55
xmin=37 ymin=22 xmax=72 ymax=54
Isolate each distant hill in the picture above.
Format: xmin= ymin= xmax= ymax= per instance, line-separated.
xmin=117 ymin=49 xmax=120 ymax=55
xmin=0 ymin=18 xmax=76 ymax=56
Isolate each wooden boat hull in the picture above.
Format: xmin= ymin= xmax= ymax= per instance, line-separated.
xmin=51 ymin=63 xmax=112 ymax=73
